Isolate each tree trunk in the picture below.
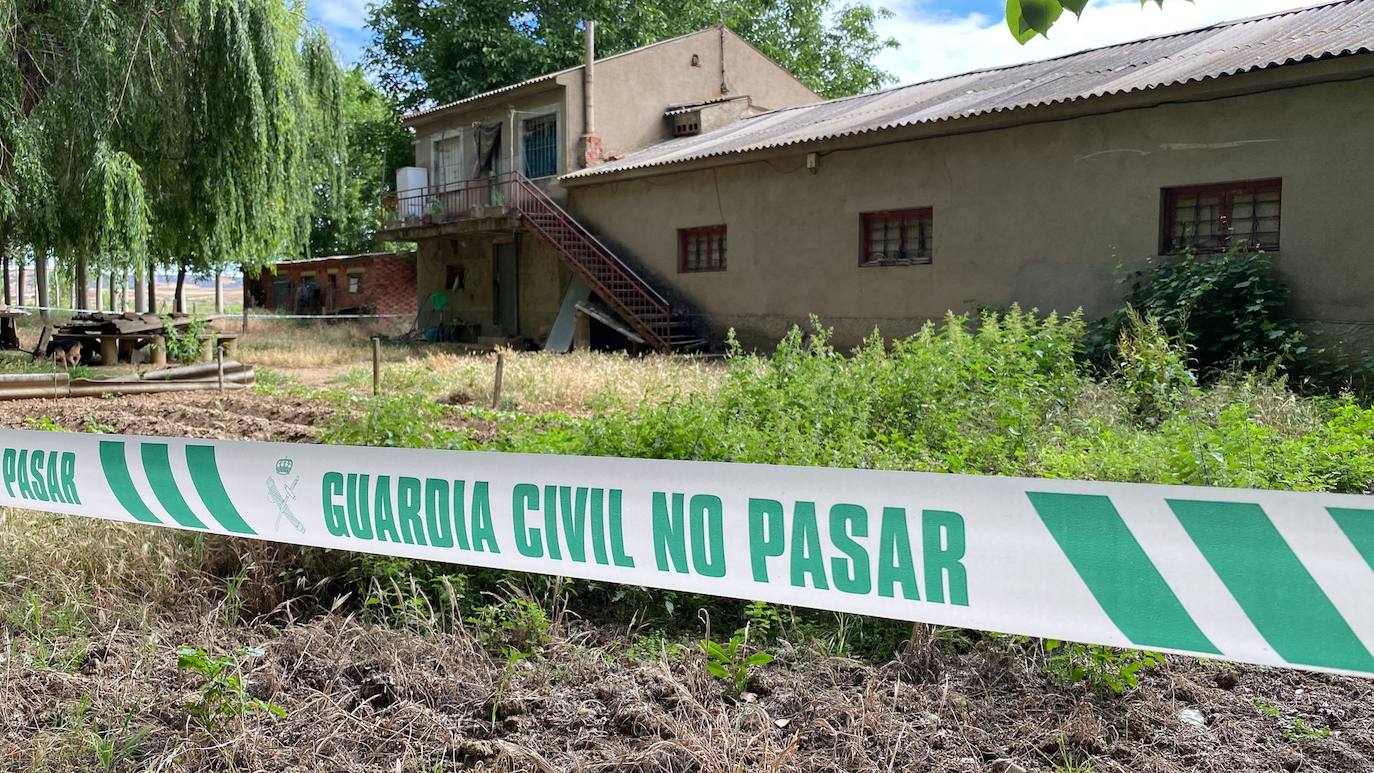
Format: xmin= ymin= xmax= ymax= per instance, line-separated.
xmin=35 ymin=252 xmax=48 ymax=322
xmin=134 ymin=266 xmax=145 ymax=313
xmin=17 ymin=260 xmax=24 ymax=307
xmin=214 ymin=271 xmax=223 ymax=314
xmin=94 ymin=273 xmax=101 ymax=310
xmin=147 ymin=262 xmax=157 ymax=314
xmin=108 ymin=272 xmax=116 ymax=311
xmin=1 ymin=227 xmax=9 ymax=307
xmin=76 ymin=256 xmax=88 ymax=310
xmin=174 ymin=263 xmax=187 ymax=314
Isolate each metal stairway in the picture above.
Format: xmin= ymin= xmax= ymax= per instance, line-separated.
xmin=504 ymin=174 xmax=700 ymax=352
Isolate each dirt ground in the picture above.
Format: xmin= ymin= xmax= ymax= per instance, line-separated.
xmin=0 ymin=391 xmax=335 ymax=442
xmin=1 ymin=363 xmax=1372 ymax=771
xmin=2 ymin=603 xmax=1372 ymax=773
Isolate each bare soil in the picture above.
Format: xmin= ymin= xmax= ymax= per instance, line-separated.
xmin=0 ymin=391 xmax=334 ymax=442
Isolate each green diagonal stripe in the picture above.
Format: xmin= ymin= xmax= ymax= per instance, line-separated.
xmin=140 ymin=444 xmax=207 ymax=530
xmin=1329 ymin=507 xmax=1374 ymax=573
xmin=98 ymin=441 xmax=161 ymax=525
xmin=1170 ymin=499 xmax=1374 ymax=673
xmin=184 ymin=445 xmax=255 ymax=535
xmin=1027 ymin=492 xmax=1218 ymax=654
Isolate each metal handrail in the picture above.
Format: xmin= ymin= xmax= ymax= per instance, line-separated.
xmin=382 ymin=173 xmax=675 ymax=348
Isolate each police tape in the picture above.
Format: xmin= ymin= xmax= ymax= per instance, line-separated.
xmin=3 ymin=427 xmax=1373 ymax=678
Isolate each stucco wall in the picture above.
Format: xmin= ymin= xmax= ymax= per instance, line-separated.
xmin=404 ymin=27 xmax=819 ymax=187
xmin=589 ymin=28 xmax=820 ymax=160
xmin=416 ymin=236 xmax=496 ymax=333
xmin=566 ymin=72 xmax=1374 ymax=350
xmin=416 ymin=234 xmax=571 ymax=342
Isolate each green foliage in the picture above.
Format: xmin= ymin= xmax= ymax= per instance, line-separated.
xmin=321 ymin=395 xmax=472 ymax=450
xmin=310 ymin=67 xmax=413 ymax=256
xmin=1253 ymin=697 xmax=1331 ymax=740
xmin=163 ymin=317 xmax=207 ymax=364
xmin=1093 ymin=247 xmax=1299 ymax=378
xmin=1006 ymin=0 xmax=1168 ymax=43
xmin=1044 ymin=639 xmax=1165 ymax=694
xmin=175 ymin=645 xmax=284 ymax=727
xmin=1114 ymin=308 xmax=1196 ymax=427
xmin=64 ymin=697 xmax=152 ymax=773
xmin=700 ymin=632 xmax=774 ymax=696
xmin=365 ymin=0 xmax=897 ymax=108
xmin=4 ymin=592 xmax=88 ymax=672
xmin=1 ymin=0 xmax=350 ymax=313
xmin=468 ymin=598 xmax=552 ymax=655
xmin=24 ymin=416 xmax=65 ymax=432
xmin=557 ymin=309 xmax=1084 ymax=476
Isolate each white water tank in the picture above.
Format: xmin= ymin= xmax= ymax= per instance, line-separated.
xmin=395 ymin=166 xmax=429 ymax=219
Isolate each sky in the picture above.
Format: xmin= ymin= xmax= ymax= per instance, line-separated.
xmin=305 ymin=0 xmax=1334 ymax=86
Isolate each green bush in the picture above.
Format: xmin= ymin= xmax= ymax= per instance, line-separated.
xmin=563 ymin=308 xmax=1085 ymax=476
xmin=1091 ymin=247 xmax=1299 ymax=376
xmin=1113 ymin=308 xmax=1196 ymax=427
xmin=321 ymin=395 xmax=472 ymax=450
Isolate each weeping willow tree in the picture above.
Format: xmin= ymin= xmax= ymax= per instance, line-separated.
xmin=0 ymin=0 xmax=345 ymax=317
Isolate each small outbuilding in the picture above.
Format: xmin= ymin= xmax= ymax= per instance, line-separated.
xmin=246 ymin=252 xmax=417 ymax=317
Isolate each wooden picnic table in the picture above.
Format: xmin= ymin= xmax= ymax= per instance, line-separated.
xmin=56 ymin=330 xmax=240 ymax=366
xmin=45 ymin=312 xmax=239 ymax=366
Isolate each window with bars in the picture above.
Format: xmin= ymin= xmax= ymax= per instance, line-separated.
xmin=522 ymin=113 xmax=558 ymax=179
xmin=1162 ymin=179 xmax=1282 ymax=254
xmin=678 ymin=225 xmax=727 ymax=273
xmin=860 ymin=208 xmax=933 ymax=266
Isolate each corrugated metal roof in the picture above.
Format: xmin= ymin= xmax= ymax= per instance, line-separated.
xmin=565 ymin=0 xmax=1374 ymax=180
xmin=664 ymin=95 xmax=751 ymax=116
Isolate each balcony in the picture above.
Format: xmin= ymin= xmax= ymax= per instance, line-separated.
xmin=377 ymin=174 xmax=528 ymax=240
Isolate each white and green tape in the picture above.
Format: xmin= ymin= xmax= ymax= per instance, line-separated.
xmin=3 ymin=428 xmax=1374 ymax=677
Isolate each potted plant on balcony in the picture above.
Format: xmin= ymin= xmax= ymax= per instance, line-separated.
xmin=425 ymin=197 xmax=446 ymax=224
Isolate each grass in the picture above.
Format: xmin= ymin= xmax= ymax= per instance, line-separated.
xmin=336 ymin=349 xmax=726 ymax=412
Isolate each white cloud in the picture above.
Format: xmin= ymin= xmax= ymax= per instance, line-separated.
xmin=874 ymin=0 xmax=1337 ymax=86
xmin=311 ymin=0 xmax=369 ymax=28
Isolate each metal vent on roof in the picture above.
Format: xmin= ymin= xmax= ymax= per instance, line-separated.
xmin=673 ymin=112 xmax=701 ymax=137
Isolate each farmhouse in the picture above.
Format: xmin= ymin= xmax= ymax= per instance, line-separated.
xmin=381 ymin=1 xmax=1374 ymax=352
xmin=246 ymin=252 xmax=417 ymax=317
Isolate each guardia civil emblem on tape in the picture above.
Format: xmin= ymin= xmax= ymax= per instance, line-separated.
xmin=3 ymin=428 xmax=1373 ymax=678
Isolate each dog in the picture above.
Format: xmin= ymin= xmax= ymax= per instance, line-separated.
xmin=45 ymin=339 xmax=84 ymax=369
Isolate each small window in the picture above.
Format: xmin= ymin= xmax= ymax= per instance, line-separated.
xmin=522 ymin=113 xmax=558 ymax=178
xmin=347 ymin=271 xmax=363 ymax=294
xmin=678 ymin=225 xmax=727 ymax=273
xmin=861 ymin=208 xmax=933 ymax=266
xmin=445 ymin=264 xmax=466 ymax=290
xmin=1162 ymin=179 xmax=1281 ymax=254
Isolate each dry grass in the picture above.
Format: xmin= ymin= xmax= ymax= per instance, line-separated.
xmin=232 ymin=318 xmax=412 ymax=370
xmin=350 ymin=349 xmax=727 ymax=412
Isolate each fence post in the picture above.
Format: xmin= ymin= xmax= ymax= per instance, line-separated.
xmin=372 ymin=336 xmax=381 ymax=396
xmin=216 ymin=346 xmax=225 ymax=393
xmin=491 ymin=352 xmax=505 ymax=409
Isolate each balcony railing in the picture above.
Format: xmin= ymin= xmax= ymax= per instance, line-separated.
xmin=381 ymin=174 xmax=522 ymax=226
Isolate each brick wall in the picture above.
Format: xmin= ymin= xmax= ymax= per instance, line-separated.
xmin=248 ymin=253 xmax=417 ymax=316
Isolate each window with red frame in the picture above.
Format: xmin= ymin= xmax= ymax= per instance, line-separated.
xmin=678 ymin=225 xmax=727 ymax=272
xmin=1162 ymin=179 xmax=1281 ymax=254
xmin=861 ymin=208 xmax=933 ymax=266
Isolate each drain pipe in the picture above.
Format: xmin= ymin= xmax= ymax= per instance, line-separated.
xmin=581 ymin=21 xmax=603 ymax=166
